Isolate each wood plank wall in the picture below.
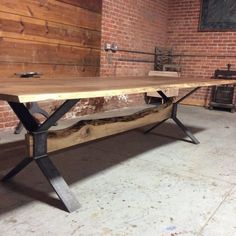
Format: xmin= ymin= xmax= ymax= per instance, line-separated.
xmin=0 ymin=0 xmax=102 ymax=79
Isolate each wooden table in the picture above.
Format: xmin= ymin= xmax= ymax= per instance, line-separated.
xmin=1 ymin=76 xmax=235 ymax=212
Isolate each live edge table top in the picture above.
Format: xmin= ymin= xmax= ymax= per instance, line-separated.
xmin=0 ymin=76 xmax=235 ymax=103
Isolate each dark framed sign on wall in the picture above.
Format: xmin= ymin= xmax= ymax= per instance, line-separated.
xmin=199 ymin=0 xmax=236 ymax=31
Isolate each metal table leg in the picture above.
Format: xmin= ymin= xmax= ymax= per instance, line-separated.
xmin=145 ymin=87 xmax=201 ymax=144
xmin=2 ymin=158 xmax=33 ymax=181
xmin=36 ymin=156 xmax=80 ymax=212
xmin=2 ymin=99 xmax=80 ymax=212
xmin=144 ymin=119 xmax=168 ymax=134
xmin=14 ymin=102 xmax=51 ymax=134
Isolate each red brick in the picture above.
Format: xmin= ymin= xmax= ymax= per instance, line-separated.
xmin=167 ymin=0 xmax=236 ymax=104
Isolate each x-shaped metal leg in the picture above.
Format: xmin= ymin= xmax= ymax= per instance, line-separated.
xmin=14 ymin=102 xmax=52 ymax=134
xmin=2 ymin=99 xmax=80 ymax=212
xmin=145 ymin=88 xmax=200 ymax=144
xmin=2 ymin=158 xmax=33 ymax=181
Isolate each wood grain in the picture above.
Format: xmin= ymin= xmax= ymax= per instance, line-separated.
xmin=147 ymin=71 xmax=179 ymax=98
xmin=0 ymin=12 xmax=101 ymax=49
xmin=57 ymin=0 xmax=102 ymax=13
xmin=0 ymin=76 xmax=235 ymax=103
xmin=26 ymin=102 xmax=173 ymax=155
xmin=0 ymin=38 xmax=100 ymax=66
xmin=0 ymin=62 xmax=99 ymax=78
xmin=0 ymin=0 xmax=101 ymax=31
xmin=0 ymin=1 xmax=101 ymax=80
xmin=148 ymin=71 xmax=180 ymax=77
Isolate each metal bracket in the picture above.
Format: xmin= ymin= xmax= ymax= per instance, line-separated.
xmin=32 ymin=131 xmax=48 ymax=159
xmin=15 ymin=102 xmax=51 ymax=134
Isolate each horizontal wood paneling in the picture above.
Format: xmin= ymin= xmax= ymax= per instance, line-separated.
xmin=0 ymin=0 xmax=101 ymax=79
xmin=0 ymin=63 xmax=99 ymax=78
xmin=0 ymin=0 xmax=101 ymax=31
xmin=0 ymin=0 xmax=101 ymax=130
xmin=0 ymin=12 xmax=101 ymax=49
xmin=0 ymin=38 xmax=100 ymax=66
xmin=58 ymin=0 xmax=102 ymax=13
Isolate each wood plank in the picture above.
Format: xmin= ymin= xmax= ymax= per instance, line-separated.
xmin=0 ymin=12 xmax=101 ymax=49
xmin=0 ymin=1 xmax=102 ymax=84
xmin=0 ymin=38 xmax=100 ymax=66
xmin=147 ymin=71 xmax=179 ymax=98
xmin=147 ymin=89 xmax=179 ymax=98
xmin=148 ymin=71 xmax=180 ymax=77
xmin=0 ymin=76 xmax=235 ymax=103
xmin=0 ymin=62 xmax=99 ymax=78
xmin=57 ymin=0 xmax=102 ymax=13
xmin=26 ymin=102 xmax=173 ymax=155
xmin=180 ymin=98 xmax=209 ymax=107
xmin=0 ymin=0 xmax=101 ymax=31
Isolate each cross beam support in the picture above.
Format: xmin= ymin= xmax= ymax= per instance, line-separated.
xmin=36 ymin=156 xmax=80 ymax=212
xmin=2 ymin=87 xmax=201 ymax=212
xmin=2 ymin=99 xmax=80 ymax=213
xmin=15 ymin=102 xmax=51 ymax=134
xmin=145 ymin=87 xmax=201 ymax=144
xmin=2 ymin=157 xmax=33 ymax=182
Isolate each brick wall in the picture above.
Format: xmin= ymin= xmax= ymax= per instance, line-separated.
xmin=0 ymin=0 xmax=102 ymax=131
xmin=167 ymin=0 xmax=236 ymax=106
xmin=0 ymin=0 xmax=169 ymax=131
xmin=101 ymin=0 xmax=168 ymax=76
xmin=100 ymin=0 xmax=169 ymax=109
xmin=7 ymin=0 xmax=236 ymax=130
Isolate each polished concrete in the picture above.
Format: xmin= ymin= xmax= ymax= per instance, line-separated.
xmin=0 ymin=105 xmax=235 ymax=236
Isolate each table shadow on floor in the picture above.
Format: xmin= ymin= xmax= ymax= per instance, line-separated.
xmin=0 ymin=122 xmax=204 ymax=214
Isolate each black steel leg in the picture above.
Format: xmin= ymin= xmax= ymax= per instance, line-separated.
xmin=172 ymin=116 xmax=200 ymax=144
xmin=171 ymin=88 xmax=200 ymax=144
xmin=2 ymin=158 xmax=33 ymax=181
xmin=14 ymin=122 xmax=24 ymax=134
xmin=3 ymin=99 xmax=81 ymax=212
xmin=30 ymin=102 xmax=49 ymax=118
xmin=36 ymin=156 xmax=80 ymax=213
xmin=144 ymin=119 xmax=168 ymax=134
xmin=31 ymin=102 xmax=58 ymax=125
xmin=144 ymin=88 xmax=201 ymax=144
xmin=14 ymin=102 xmax=52 ymax=134
xmin=38 ymin=108 xmax=50 ymax=118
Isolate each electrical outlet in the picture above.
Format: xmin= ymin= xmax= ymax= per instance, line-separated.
xmin=104 ymin=42 xmax=112 ymax=51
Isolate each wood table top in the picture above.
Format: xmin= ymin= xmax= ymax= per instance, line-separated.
xmin=0 ymin=76 xmax=235 ymax=103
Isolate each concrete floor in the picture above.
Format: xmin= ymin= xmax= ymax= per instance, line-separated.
xmin=0 ymin=105 xmax=235 ymax=236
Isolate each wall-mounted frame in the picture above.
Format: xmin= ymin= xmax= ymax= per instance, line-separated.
xmin=199 ymin=0 xmax=236 ymax=31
